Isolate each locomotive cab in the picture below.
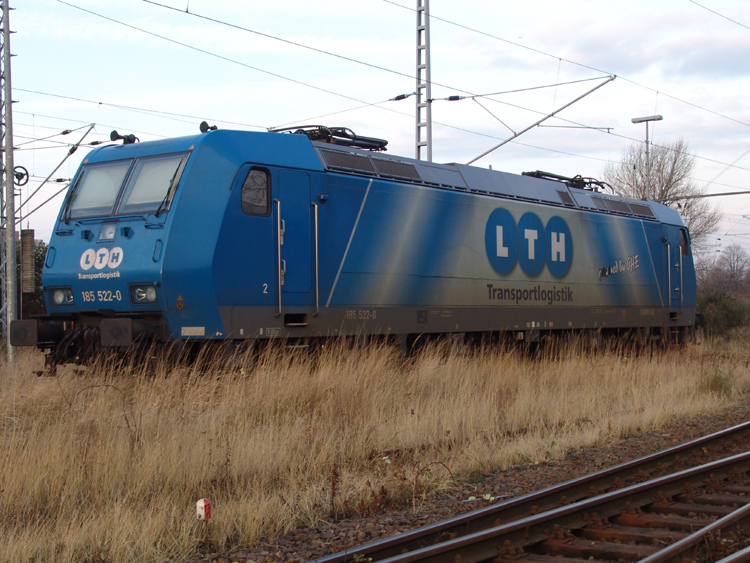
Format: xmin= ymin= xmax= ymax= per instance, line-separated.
xmin=11 ymin=139 xmax=193 ymax=365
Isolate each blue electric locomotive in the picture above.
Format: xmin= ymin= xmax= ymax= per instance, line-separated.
xmin=11 ymin=125 xmax=696 ymax=367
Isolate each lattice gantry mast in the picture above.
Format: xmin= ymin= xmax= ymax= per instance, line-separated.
xmin=0 ymin=1 xmax=17 ymax=359
xmin=415 ymin=0 xmax=432 ymax=162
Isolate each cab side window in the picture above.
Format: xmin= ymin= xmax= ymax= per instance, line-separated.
xmin=679 ymin=229 xmax=689 ymax=257
xmin=241 ymin=168 xmax=271 ymax=216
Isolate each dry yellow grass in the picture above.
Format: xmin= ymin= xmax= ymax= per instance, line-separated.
xmin=1 ymin=333 xmax=749 ymax=562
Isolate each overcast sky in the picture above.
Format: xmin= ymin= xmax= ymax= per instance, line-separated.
xmin=11 ymin=0 xmax=750 ymax=252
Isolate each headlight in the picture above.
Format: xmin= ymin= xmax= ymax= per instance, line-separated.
xmin=131 ymin=285 xmax=158 ymax=304
xmin=51 ymin=288 xmax=74 ymax=306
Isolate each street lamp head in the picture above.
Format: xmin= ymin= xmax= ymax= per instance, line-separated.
xmin=631 ymin=115 xmax=663 ymax=124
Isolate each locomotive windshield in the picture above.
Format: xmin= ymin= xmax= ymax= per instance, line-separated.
xmin=67 ymin=160 xmax=131 ymax=220
xmin=66 ymin=152 xmax=189 ymax=220
xmin=118 ymin=154 xmax=188 ymax=215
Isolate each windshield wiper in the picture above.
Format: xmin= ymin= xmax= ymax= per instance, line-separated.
xmin=154 ymin=160 xmax=184 ymax=218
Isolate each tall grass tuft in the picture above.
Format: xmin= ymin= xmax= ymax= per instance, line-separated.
xmin=0 ymin=334 xmax=748 ymax=562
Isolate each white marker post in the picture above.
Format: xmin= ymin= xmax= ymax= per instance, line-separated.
xmin=196 ymin=498 xmax=211 ymax=520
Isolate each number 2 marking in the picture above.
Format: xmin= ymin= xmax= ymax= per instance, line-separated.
xmin=263 ymin=283 xmax=268 ymax=294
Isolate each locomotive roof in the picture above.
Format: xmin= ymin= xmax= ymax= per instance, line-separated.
xmin=311 ymin=140 xmax=685 ymax=227
xmin=81 ymin=128 xmax=685 ymax=228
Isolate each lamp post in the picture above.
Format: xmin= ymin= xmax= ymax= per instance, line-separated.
xmin=631 ymin=115 xmax=663 ymax=198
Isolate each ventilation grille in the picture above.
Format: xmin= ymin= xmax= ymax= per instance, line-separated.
xmin=628 ymin=202 xmax=656 ymax=218
xmin=591 ymin=196 xmax=657 ymax=219
xmin=603 ymin=199 xmax=632 ymax=214
xmin=592 ymin=197 xmax=608 ymax=210
xmin=372 ymin=159 xmax=421 ymax=180
xmin=321 ymin=150 xmax=375 ymax=174
xmin=557 ymin=190 xmax=575 ymax=206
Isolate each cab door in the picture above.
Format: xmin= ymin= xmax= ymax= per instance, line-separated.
xmin=663 ymin=225 xmax=688 ymax=310
xmin=278 ymin=170 xmax=312 ymax=295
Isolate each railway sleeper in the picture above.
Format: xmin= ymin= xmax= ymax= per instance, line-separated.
xmin=676 ymin=492 xmax=750 ymax=507
xmin=580 ymin=524 xmax=689 ymax=543
xmin=614 ymin=512 xmax=716 ymax=531
xmin=719 ymin=485 xmax=750 ymax=494
xmin=536 ymin=536 xmax=660 ymax=560
xmin=649 ymin=501 xmax=736 ymax=518
xmin=495 ymin=556 xmax=612 ymax=563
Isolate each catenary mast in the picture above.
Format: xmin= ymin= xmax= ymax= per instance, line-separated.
xmin=1 ymin=0 xmax=16 ymax=360
xmin=415 ymin=0 xmax=432 ymax=162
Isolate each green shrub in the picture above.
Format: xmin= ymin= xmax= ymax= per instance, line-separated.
xmin=698 ymin=291 xmax=750 ymax=336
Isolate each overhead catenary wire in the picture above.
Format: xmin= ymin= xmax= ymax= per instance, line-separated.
xmin=142 ymin=0 xmax=425 ymax=86
xmin=429 ymin=76 xmax=611 ymax=102
xmin=16 ymin=125 xmax=94 ymax=221
xmin=12 ymin=133 xmax=103 ymax=150
xmin=142 ymin=0 xmax=596 ymax=111
xmin=62 ymin=0 xmax=598 ymax=139
xmin=379 ymin=0 xmax=750 ymax=131
xmin=49 ymin=0 xmax=739 ymax=181
xmin=467 ymin=76 xmax=616 ymax=164
xmin=16 ymin=88 xmax=750 ymax=196
xmin=50 ymin=0 xmax=750 ymax=159
xmin=13 ymin=124 xmax=89 ymax=147
xmin=16 ymin=87 xmax=264 ymax=131
xmin=14 ymin=145 xmax=92 ymax=152
xmin=471 ymin=98 xmax=515 ymax=135
xmin=662 ymin=190 xmax=750 ymax=202
xmin=687 ymin=0 xmax=750 ymax=31
xmin=70 ymin=0 xmax=642 ymax=139
xmin=272 ymin=99 xmax=402 ymax=130
xmin=22 ymin=79 xmax=749 ymax=181
xmin=18 ymin=183 xmax=70 ymax=226
xmin=15 ymin=108 xmax=173 ymax=142
xmin=55 ymin=0 xmax=405 ymax=115
xmin=137 ymin=0 xmax=696 ymax=153
xmin=14 ymin=120 xmax=78 ymax=133
xmin=701 ymin=146 xmax=750 ymax=191
xmin=22 ymin=86 xmax=748 ymax=183
xmin=32 ymin=0 xmax=750 ymax=204
xmin=15 ymin=110 xmax=166 ymax=138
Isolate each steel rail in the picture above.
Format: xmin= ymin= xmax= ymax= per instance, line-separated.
xmin=370 ymin=450 xmax=750 ymax=563
xmin=640 ymin=502 xmax=750 ymax=563
xmin=316 ymin=420 xmax=750 ymax=563
xmin=715 ymin=545 xmax=750 ymax=563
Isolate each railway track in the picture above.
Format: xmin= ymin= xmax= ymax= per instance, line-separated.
xmin=316 ymin=421 xmax=750 ymax=563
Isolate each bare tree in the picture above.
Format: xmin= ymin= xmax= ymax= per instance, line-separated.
xmin=603 ymin=138 xmax=722 ymax=247
xmin=695 ymin=243 xmax=750 ymax=298
xmin=694 ymin=246 xmax=721 ymax=296
xmin=718 ymin=244 xmax=749 ymax=296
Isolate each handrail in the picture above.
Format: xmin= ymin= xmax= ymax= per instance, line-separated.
xmin=667 ymin=243 xmax=671 ymax=308
xmin=680 ymin=250 xmax=684 ymax=310
xmin=274 ymin=199 xmax=282 ymax=318
xmin=311 ymin=203 xmax=320 ymax=317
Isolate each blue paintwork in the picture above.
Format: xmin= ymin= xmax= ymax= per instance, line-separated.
xmin=41 ymin=128 xmax=696 ymax=344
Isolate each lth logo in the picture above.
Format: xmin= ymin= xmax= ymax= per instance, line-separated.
xmin=80 ymin=247 xmax=124 ymax=271
xmin=485 ymin=209 xmax=572 ymax=278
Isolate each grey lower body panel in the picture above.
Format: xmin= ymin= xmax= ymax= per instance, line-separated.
xmin=219 ymin=305 xmax=695 ymax=340
xmin=10 ymin=316 xmax=167 ymax=348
